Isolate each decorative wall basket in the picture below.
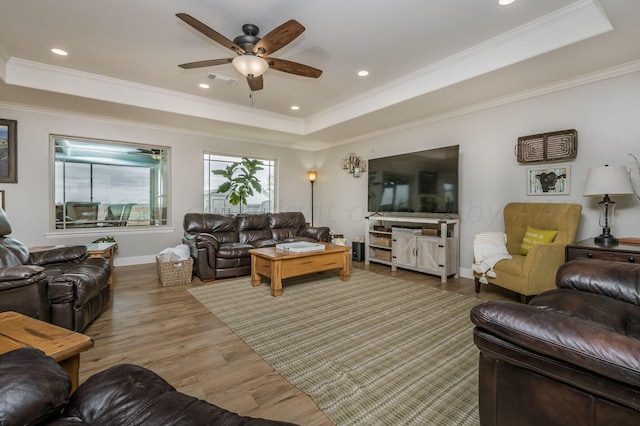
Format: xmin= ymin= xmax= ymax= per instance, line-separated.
xmin=515 ymin=129 xmax=578 ymax=164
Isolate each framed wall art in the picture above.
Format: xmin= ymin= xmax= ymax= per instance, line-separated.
xmin=526 ymin=164 xmax=570 ymax=196
xmin=0 ymin=119 xmax=17 ymax=183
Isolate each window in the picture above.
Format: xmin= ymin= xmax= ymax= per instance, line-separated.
xmin=204 ymin=153 xmax=275 ymax=214
xmin=52 ymin=135 xmax=169 ymax=230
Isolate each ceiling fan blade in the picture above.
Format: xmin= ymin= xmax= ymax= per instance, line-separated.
xmin=254 ymin=20 xmax=305 ymax=56
xmin=247 ymin=75 xmax=264 ymax=91
xmin=267 ymin=58 xmax=322 ymax=78
xmin=178 ymin=58 xmax=233 ymax=69
xmin=176 ymin=13 xmax=244 ymax=54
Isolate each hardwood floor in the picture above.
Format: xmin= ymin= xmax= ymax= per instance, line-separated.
xmin=79 ymin=261 xmax=518 ymax=425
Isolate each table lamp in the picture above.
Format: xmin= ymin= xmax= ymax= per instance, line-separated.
xmin=583 ymin=164 xmax=634 ymax=245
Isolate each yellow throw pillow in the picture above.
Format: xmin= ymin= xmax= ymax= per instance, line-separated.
xmin=519 ymin=226 xmax=558 ymax=255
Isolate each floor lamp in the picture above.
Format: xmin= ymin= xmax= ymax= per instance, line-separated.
xmin=308 ymin=171 xmax=317 ymax=226
xmin=583 ymin=164 xmax=634 ymax=245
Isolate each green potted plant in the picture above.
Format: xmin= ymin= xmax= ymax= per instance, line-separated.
xmin=213 ymin=157 xmax=264 ymax=213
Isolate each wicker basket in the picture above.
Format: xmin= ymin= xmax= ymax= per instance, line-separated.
xmin=156 ymin=256 xmax=193 ymax=286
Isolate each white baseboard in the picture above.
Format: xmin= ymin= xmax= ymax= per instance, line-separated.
xmin=114 ymin=255 xmax=156 ymax=267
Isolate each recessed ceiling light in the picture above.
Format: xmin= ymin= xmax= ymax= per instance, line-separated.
xmin=499 ymin=0 xmax=516 ymax=5
xmin=51 ymin=48 xmax=68 ymax=56
xmin=357 ymin=70 xmax=369 ymax=77
xmin=199 ymin=83 xmax=210 ymax=89
xmin=290 ymin=105 xmax=300 ymax=110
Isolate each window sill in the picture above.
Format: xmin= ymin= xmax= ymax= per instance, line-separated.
xmin=45 ymin=226 xmax=175 ymax=239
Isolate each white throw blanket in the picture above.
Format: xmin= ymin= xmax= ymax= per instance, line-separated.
xmin=473 ymin=232 xmax=512 ymax=284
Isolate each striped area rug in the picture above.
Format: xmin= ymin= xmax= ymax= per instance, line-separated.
xmin=188 ymin=269 xmax=481 ymax=425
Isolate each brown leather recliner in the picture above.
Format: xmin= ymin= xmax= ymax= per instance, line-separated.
xmin=471 ymin=259 xmax=640 ymax=425
xmin=0 ymin=208 xmax=111 ymax=332
xmin=183 ymin=212 xmax=330 ymax=281
xmin=0 ymin=347 xmax=295 ymax=425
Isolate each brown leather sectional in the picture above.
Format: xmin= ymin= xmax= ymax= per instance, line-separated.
xmin=0 ymin=347 xmax=295 ymax=425
xmin=183 ymin=212 xmax=330 ymax=281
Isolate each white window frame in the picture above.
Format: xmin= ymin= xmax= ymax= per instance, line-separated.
xmin=203 ymin=153 xmax=276 ymax=214
xmin=50 ymin=135 xmax=171 ymax=233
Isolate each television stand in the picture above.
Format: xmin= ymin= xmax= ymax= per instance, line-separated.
xmin=365 ymin=216 xmax=459 ymax=283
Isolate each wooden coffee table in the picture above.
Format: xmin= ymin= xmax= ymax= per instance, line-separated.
xmin=250 ymin=242 xmax=351 ymax=296
xmin=0 ymin=311 xmax=94 ymax=391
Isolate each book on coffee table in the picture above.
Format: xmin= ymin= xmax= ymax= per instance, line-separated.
xmin=275 ymin=242 xmax=325 ymax=253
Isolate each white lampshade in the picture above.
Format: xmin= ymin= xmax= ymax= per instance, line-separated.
xmin=232 ymin=55 xmax=269 ymax=78
xmin=583 ymin=165 xmax=634 ymax=196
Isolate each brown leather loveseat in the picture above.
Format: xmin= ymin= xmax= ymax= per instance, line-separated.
xmin=183 ymin=212 xmax=330 ymax=281
xmin=471 ymin=259 xmax=640 ymax=425
xmin=0 ymin=347 xmax=295 ymax=425
xmin=0 ymin=207 xmax=110 ymax=332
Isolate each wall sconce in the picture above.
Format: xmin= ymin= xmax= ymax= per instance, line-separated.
xmin=583 ymin=164 xmax=634 ymax=245
xmin=308 ymin=171 xmax=316 ymax=226
xmin=341 ymin=153 xmax=367 ymax=177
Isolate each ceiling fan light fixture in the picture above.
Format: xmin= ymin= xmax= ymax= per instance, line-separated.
xmin=232 ymin=55 xmax=269 ymax=78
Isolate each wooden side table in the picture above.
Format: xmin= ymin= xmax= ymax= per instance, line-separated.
xmin=85 ymin=242 xmax=116 ymax=288
xmin=0 ymin=311 xmax=93 ymax=391
xmin=566 ymin=239 xmax=640 ymax=263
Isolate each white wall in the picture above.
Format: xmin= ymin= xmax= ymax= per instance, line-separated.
xmin=0 ymin=104 xmax=315 ymax=265
xmin=2 ymin=70 xmax=639 ymax=275
xmin=314 ymin=71 xmax=640 ymax=278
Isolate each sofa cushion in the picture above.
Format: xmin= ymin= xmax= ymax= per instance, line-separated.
xmin=217 ymin=242 xmax=254 ymax=259
xmin=269 ymin=212 xmax=305 ymax=241
xmin=0 ymin=240 xmax=27 ymax=268
xmin=0 ymin=347 xmax=71 ymax=426
xmin=61 ymin=364 xmax=295 ymax=425
xmin=238 ymin=214 xmax=273 ymax=244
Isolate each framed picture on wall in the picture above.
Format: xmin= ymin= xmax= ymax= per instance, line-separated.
xmin=0 ymin=119 xmax=17 ymax=183
xmin=526 ymin=164 xmax=570 ymax=195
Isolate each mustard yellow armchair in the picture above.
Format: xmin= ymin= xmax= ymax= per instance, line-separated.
xmin=474 ymin=202 xmax=582 ymax=302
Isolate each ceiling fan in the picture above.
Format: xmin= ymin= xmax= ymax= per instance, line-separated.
xmin=176 ymin=13 xmax=322 ymax=91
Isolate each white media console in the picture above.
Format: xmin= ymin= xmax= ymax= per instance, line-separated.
xmin=365 ymin=216 xmax=460 ymax=283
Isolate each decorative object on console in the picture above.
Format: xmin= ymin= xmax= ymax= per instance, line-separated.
xmin=341 ymin=153 xmax=367 ymax=177
xmin=308 ymin=170 xmax=316 ymax=226
xmin=583 ymin=164 xmax=634 ymax=246
xmin=526 ymin=164 xmax=570 ymax=195
xmin=0 ymin=119 xmax=17 ymax=183
xmin=515 ymin=129 xmax=577 ymax=164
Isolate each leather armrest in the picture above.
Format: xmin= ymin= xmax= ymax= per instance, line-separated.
xmin=30 ymin=246 xmax=87 ymax=266
xmin=299 ymin=226 xmax=330 ymax=242
xmin=0 ymin=265 xmax=44 ymax=282
xmin=195 ymin=233 xmax=220 ymax=251
xmin=557 ymin=259 xmax=640 ymax=305
xmin=471 ymin=300 xmax=640 ymax=388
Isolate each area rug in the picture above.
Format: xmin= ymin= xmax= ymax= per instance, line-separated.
xmin=188 ymin=269 xmax=482 ymax=425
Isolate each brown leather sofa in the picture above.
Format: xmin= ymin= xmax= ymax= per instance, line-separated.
xmin=471 ymin=259 xmax=640 ymax=425
xmin=0 ymin=208 xmax=110 ymax=332
xmin=0 ymin=347 xmax=295 ymax=425
xmin=183 ymin=212 xmax=330 ymax=281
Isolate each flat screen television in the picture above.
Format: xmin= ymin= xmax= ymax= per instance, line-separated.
xmin=367 ymin=145 xmax=459 ymax=215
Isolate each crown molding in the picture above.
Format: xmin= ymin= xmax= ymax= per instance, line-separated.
xmin=4 ymin=58 xmax=306 ymax=135
xmin=332 ymin=60 xmax=640 ymax=147
xmin=304 ymin=0 xmax=613 ymax=134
